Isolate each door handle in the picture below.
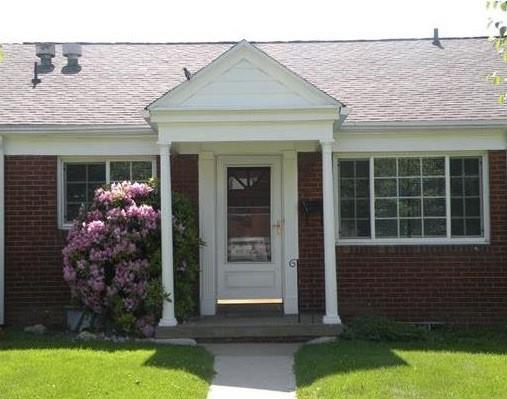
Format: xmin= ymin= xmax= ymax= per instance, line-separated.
xmin=272 ymin=220 xmax=284 ymax=235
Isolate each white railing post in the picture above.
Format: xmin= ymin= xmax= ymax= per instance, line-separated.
xmin=159 ymin=143 xmax=177 ymax=327
xmin=320 ymin=141 xmax=341 ymax=324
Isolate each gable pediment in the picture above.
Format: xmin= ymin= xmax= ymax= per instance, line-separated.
xmin=148 ymin=40 xmax=343 ymax=111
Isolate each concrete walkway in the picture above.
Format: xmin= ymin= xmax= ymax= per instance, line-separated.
xmin=205 ymin=343 xmax=299 ymax=399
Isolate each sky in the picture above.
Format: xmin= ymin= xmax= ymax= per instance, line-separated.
xmin=0 ymin=0 xmax=500 ymax=43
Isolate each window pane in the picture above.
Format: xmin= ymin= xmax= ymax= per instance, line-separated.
xmin=357 ymin=220 xmax=371 ymax=237
xmin=66 ymin=183 xmax=86 ymax=202
xmin=399 ymin=178 xmax=421 ymax=197
xmin=450 ymin=158 xmax=463 ymax=176
xmin=451 ymin=198 xmax=464 ymax=217
xmin=88 ymin=163 xmax=106 ymax=181
xmin=340 ymin=220 xmax=356 ymax=238
xmin=399 ymin=158 xmax=420 ymax=176
xmin=132 ymin=161 xmax=153 ymax=181
xmin=451 ymin=177 xmax=463 ymax=196
xmin=399 ymin=198 xmax=421 ymax=217
xmin=110 ymin=161 xmax=130 ymax=182
xmin=423 ymin=198 xmax=446 ymax=217
xmin=227 ymin=167 xmax=271 ymax=262
xmin=423 ymin=158 xmax=445 ymax=176
xmin=66 ymin=204 xmax=82 ymax=222
xmin=340 ymin=179 xmax=355 ymax=198
xmin=451 ymin=157 xmax=483 ymax=238
xmin=465 ymin=198 xmax=481 ymax=217
xmin=376 ymin=219 xmax=398 ymax=237
xmin=400 ymin=218 xmax=422 ymax=237
xmin=423 ymin=178 xmax=445 ymax=196
xmin=66 ymin=164 xmax=86 ymax=181
xmin=372 ymin=156 xmax=451 ymax=239
xmin=424 ymin=218 xmax=446 ymax=236
xmin=464 ymin=177 xmax=480 ymax=196
xmin=357 ymin=199 xmax=370 ymax=218
xmin=64 ymin=163 xmax=105 ymax=223
xmin=356 ymin=179 xmax=369 ymax=197
xmin=375 ymin=199 xmax=397 ymax=218
xmin=451 ymin=218 xmax=465 ymax=236
xmin=338 ymin=159 xmax=370 ymax=239
xmin=340 ymin=200 xmax=355 ymax=217
xmin=340 ymin=161 xmax=355 ymax=178
xmin=375 ymin=179 xmax=397 ymax=197
xmin=356 ymin=161 xmax=369 ymax=177
xmin=465 ymin=218 xmax=482 ymax=236
xmin=464 ymin=158 xmax=480 ymax=176
xmin=374 ymin=158 xmax=396 ymax=177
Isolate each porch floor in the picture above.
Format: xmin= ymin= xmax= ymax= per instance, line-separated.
xmin=156 ymin=312 xmax=343 ymax=341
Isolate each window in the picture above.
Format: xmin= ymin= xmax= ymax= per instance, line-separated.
xmin=60 ymin=159 xmax=156 ymax=226
xmin=336 ymin=154 xmax=488 ymax=243
xmin=338 ymin=160 xmax=370 ymax=238
xmin=450 ymin=157 xmax=483 ymax=237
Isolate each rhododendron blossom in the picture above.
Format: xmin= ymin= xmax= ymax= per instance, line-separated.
xmin=62 ymin=181 xmax=164 ymax=337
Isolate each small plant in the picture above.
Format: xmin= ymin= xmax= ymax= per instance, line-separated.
xmin=62 ymin=180 xmax=200 ymax=337
xmin=341 ymin=315 xmax=428 ymax=342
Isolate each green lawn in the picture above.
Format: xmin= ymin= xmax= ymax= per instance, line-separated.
xmin=295 ymin=331 xmax=507 ymax=399
xmin=0 ymin=331 xmax=214 ymax=399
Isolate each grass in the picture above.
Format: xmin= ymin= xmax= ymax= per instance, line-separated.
xmin=295 ymin=329 xmax=507 ymax=399
xmin=0 ymin=330 xmax=214 ymax=399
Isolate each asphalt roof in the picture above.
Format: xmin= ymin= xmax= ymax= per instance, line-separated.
xmin=1 ymin=37 xmax=507 ymax=127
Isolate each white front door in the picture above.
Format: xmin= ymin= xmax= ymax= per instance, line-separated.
xmin=216 ymin=156 xmax=283 ymax=301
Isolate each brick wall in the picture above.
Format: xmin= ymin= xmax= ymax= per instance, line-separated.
xmin=297 ymin=152 xmax=326 ymax=310
xmin=4 ymin=156 xmax=68 ymax=326
xmin=298 ymin=150 xmax=507 ymax=324
xmin=170 ymin=154 xmax=199 ymax=207
xmin=4 ymin=154 xmax=199 ymax=327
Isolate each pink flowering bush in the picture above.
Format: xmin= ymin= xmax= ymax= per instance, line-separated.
xmin=62 ymin=180 xmax=200 ymax=337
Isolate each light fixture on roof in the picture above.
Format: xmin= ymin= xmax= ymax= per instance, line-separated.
xmin=62 ymin=43 xmax=82 ymax=74
xmin=35 ymin=43 xmax=55 ymax=73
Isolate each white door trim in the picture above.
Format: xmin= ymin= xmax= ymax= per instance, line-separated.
xmin=198 ymin=150 xmax=299 ymax=315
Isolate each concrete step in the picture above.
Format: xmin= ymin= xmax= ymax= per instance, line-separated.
xmin=156 ymin=313 xmax=343 ymax=340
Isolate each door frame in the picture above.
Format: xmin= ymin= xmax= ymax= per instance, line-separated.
xmin=198 ymin=150 xmax=299 ymax=316
xmin=216 ymin=156 xmax=283 ymax=301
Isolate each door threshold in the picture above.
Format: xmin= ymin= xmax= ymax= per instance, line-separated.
xmin=217 ymin=299 xmax=283 ymax=305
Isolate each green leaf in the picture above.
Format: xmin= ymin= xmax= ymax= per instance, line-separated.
xmin=498 ymin=94 xmax=505 ymax=104
xmin=0 ymin=46 xmax=3 ymax=63
xmin=501 ymin=1 xmax=507 ymax=11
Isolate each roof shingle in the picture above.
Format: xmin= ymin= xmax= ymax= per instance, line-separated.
xmin=1 ymin=38 xmax=506 ymax=127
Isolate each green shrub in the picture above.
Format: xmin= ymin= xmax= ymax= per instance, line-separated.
xmin=341 ymin=315 xmax=428 ymax=342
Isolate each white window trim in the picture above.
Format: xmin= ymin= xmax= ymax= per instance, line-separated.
xmin=58 ymin=156 xmax=157 ymax=230
xmin=333 ymin=151 xmax=490 ymax=246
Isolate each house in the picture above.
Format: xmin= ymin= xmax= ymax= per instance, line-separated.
xmin=0 ymin=37 xmax=506 ymax=331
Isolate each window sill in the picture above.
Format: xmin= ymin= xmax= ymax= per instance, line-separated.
xmin=59 ymin=223 xmax=73 ymax=231
xmin=336 ymin=238 xmax=489 ymax=246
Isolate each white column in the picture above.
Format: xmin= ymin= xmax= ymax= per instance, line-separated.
xmin=159 ymin=143 xmax=177 ymax=327
xmin=282 ymin=150 xmax=299 ymax=314
xmin=198 ymin=152 xmax=217 ymax=315
xmin=321 ymin=141 xmax=341 ymax=324
xmin=0 ymin=136 xmax=4 ymax=325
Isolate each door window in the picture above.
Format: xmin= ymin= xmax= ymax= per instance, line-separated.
xmin=227 ymin=167 xmax=271 ymax=262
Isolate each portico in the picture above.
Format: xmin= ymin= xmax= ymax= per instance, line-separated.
xmin=146 ymin=40 xmax=346 ymax=327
